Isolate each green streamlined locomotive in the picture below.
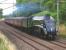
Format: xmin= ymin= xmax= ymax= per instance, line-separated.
xmin=5 ymin=16 xmax=57 ymax=40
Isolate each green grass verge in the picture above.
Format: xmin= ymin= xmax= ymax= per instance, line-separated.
xmin=0 ymin=32 xmax=16 ymax=50
xmin=59 ymin=34 xmax=66 ymax=39
xmin=59 ymin=24 xmax=66 ymax=39
xmin=0 ymin=38 xmax=8 ymax=50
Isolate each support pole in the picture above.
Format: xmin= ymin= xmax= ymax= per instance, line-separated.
xmin=57 ymin=0 xmax=59 ymax=34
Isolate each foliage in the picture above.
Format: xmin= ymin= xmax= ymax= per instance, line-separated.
xmin=59 ymin=1 xmax=66 ymax=23
xmin=16 ymin=0 xmax=41 ymax=4
xmin=15 ymin=0 xmax=66 ymax=23
xmin=16 ymin=0 xmax=56 ymax=17
xmin=0 ymin=9 xmax=3 ymax=18
xmin=11 ymin=3 xmax=45 ymax=17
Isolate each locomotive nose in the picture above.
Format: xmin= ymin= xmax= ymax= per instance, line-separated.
xmin=46 ymin=28 xmax=57 ymax=40
xmin=50 ymin=27 xmax=56 ymax=32
xmin=48 ymin=25 xmax=56 ymax=36
xmin=51 ymin=28 xmax=53 ymax=32
xmin=44 ymin=20 xmax=57 ymax=40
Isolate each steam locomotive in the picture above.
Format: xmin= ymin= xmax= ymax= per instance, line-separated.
xmin=5 ymin=16 xmax=57 ymax=40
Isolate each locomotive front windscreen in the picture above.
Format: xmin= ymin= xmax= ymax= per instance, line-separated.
xmin=32 ymin=16 xmax=44 ymax=26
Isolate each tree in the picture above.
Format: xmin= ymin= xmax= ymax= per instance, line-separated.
xmin=16 ymin=0 xmax=40 ymax=4
xmin=59 ymin=0 xmax=66 ymax=23
xmin=0 ymin=9 xmax=3 ymax=18
xmin=16 ymin=0 xmax=66 ymax=23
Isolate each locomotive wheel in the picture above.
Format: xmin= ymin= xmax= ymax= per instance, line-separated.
xmin=40 ymin=29 xmax=46 ymax=38
xmin=30 ymin=27 xmax=34 ymax=34
xmin=46 ymin=33 xmax=56 ymax=40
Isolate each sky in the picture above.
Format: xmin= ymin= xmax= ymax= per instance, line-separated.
xmin=0 ymin=0 xmax=16 ymax=15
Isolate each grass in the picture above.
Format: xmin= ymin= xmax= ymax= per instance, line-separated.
xmin=0 ymin=31 xmax=16 ymax=50
xmin=59 ymin=24 xmax=66 ymax=39
xmin=0 ymin=38 xmax=8 ymax=50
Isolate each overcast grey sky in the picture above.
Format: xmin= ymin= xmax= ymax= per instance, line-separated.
xmin=0 ymin=0 xmax=16 ymax=15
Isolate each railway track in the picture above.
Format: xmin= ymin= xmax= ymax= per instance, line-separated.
xmin=0 ymin=22 xmax=50 ymax=50
xmin=0 ymin=22 xmax=66 ymax=50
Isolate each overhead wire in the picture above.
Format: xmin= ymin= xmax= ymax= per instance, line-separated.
xmin=0 ymin=0 xmax=16 ymax=10
xmin=0 ymin=2 xmax=16 ymax=4
xmin=0 ymin=0 xmax=8 ymax=3
xmin=2 ymin=4 xmax=16 ymax=10
xmin=0 ymin=0 xmax=16 ymax=15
